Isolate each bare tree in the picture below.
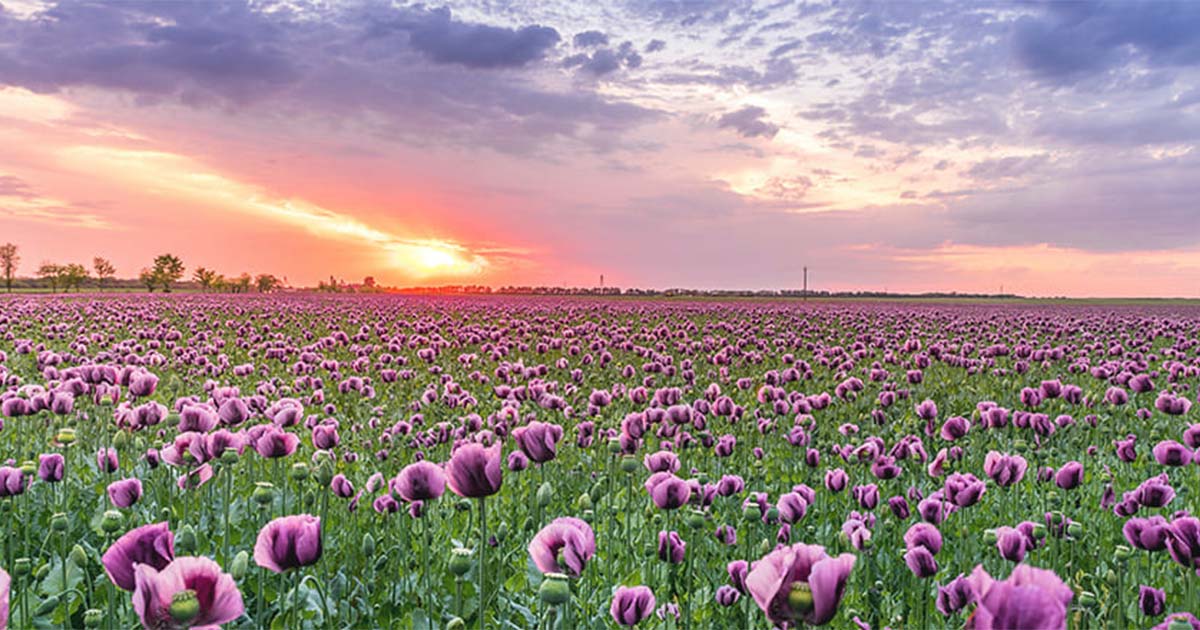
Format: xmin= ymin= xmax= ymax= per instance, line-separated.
xmin=0 ymin=243 xmax=18 ymax=293
xmin=93 ymin=257 xmax=116 ymax=290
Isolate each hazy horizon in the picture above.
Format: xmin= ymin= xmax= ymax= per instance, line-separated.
xmin=2 ymin=1 xmax=1199 ymax=298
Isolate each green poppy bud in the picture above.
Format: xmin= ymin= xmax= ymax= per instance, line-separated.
xmin=686 ymin=509 xmax=706 ymax=530
xmin=373 ymin=553 xmax=389 ymax=572
xmin=576 ymin=493 xmax=593 ymax=512
xmin=456 ymin=498 xmax=473 ymax=512
xmin=252 ymin=482 xmax=276 ymax=506
xmin=231 ymin=550 xmax=249 ymax=580
xmin=449 ymin=547 xmax=473 ymax=577
xmin=1078 ymin=591 xmax=1098 ymax=608
xmin=84 ymin=609 xmax=104 ymax=628
xmin=166 ymin=413 xmax=181 ymax=427
xmin=495 ymin=522 xmax=509 ymax=543
xmin=100 ymin=509 xmax=124 ymax=533
xmin=290 ymin=462 xmax=309 ymax=481
xmin=69 ymin=545 xmax=88 ymax=568
xmin=114 ymin=431 xmax=129 ymax=449
xmin=607 ymin=439 xmax=622 ymax=454
xmin=1066 ymin=522 xmax=1083 ymax=538
xmin=742 ymin=505 xmax=762 ymax=522
xmin=1114 ymin=545 xmax=1132 ymax=561
xmin=1104 ymin=570 xmax=1117 ymax=587
xmin=620 ymin=456 xmax=639 ymax=473
xmin=51 ymin=512 xmax=69 ymax=533
xmin=537 ymin=482 xmax=553 ymax=507
xmin=983 ymin=529 xmax=998 ymax=544
xmin=538 ymin=572 xmax=572 ymax=605
xmin=447 ymin=618 xmax=466 ymax=630
xmin=56 ymin=427 xmax=77 ymax=445
xmin=13 ymin=557 xmax=31 ymax=577
xmin=589 ymin=481 xmax=605 ymax=503
xmin=177 ymin=525 xmax=197 ymax=554
xmin=1170 ymin=617 xmax=1196 ymax=630
xmin=19 ymin=460 xmax=35 ymax=476
xmin=362 ymin=533 xmax=376 ymax=557
xmin=1031 ymin=523 xmax=1047 ymax=539
xmin=788 ymin=582 xmax=814 ymax=615
xmin=220 ymin=450 xmax=240 ymax=465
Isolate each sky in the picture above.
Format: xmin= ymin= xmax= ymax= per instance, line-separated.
xmin=1 ymin=0 xmax=1199 ymax=297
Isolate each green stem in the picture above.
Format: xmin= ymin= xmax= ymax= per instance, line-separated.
xmin=479 ymin=496 xmax=488 ymax=630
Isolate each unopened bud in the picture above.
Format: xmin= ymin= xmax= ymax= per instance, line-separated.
xmin=100 ymin=509 xmax=123 ymax=533
xmin=231 ymin=550 xmax=249 ymax=580
xmin=538 ymin=572 xmax=571 ymax=605
xmin=449 ymin=547 xmax=473 ymax=577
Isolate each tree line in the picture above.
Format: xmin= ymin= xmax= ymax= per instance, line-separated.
xmin=0 ymin=243 xmax=284 ymax=294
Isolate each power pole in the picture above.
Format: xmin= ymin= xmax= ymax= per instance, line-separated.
xmin=802 ymin=266 xmax=808 ymax=300
xmin=600 ymin=274 xmax=604 ymax=289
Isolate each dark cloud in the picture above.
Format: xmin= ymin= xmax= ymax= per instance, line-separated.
xmin=645 ymin=39 xmax=666 ymax=53
xmin=386 ymin=6 xmax=560 ymax=69
xmin=716 ymin=105 xmax=779 ymax=139
xmin=573 ymin=30 xmax=608 ymax=48
xmin=563 ymin=41 xmax=642 ymax=77
xmin=0 ymin=2 xmax=658 ymax=156
xmin=1013 ymin=1 xmax=1200 ymax=85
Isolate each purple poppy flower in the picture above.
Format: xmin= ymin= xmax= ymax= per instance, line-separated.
xmin=1054 ymin=461 xmax=1084 ymax=490
xmin=38 ymin=453 xmax=64 ymax=483
xmin=716 ymin=584 xmax=741 ymax=607
xmin=657 ymin=530 xmax=686 ymax=564
xmin=512 ymin=421 xmax=563 ymax=464
xmin=446 ymin=442 xmax=502 ymax=498
xmin=1153 ymin=441 xmax=1191 ymax=466
xmin=1139 ymin=585 xmax=1166 ymax=617
xmin=904 ymin=546 xmax=938 ymax=578
xmin=107 ymin=478 xmax=143 ymax=508
xmin=611 ymin=586 xmax=655 ymax=627
xmin=254 ymin=514 xmax=322 ymax=573
xmin=1136 ymin=474 xmax=1176 ymax=508
xmin=936 ymin=573 xmax=974 ymax=616
xmin=132 ymin=556 xmax=243 ymax=630
xmin=101 ymin=522 xmax=175 ymax=591
xmin=393 ymin=460 xmax=446 ymax=503
xmin=904 ymin=522 xmax=943 ymax=555
xmin=983 ymin=452 xmax=1027 ymax=487
xmin=330 ymin=474 xmax=354 ymax=499
xmin=967 ymin=564 xmax=1072 ymax=630
xmin=645 ymin=472 xmax=691 ymax=510
xmin=528 ymin=517 xmax=595 ymax=577
xmin=995 ymin=526 xmax=1027 ymax=563
xmin=745 ymin=542 xmax=856 ymax=627
xmin=944 ymin=473 xmax=986 ymax=507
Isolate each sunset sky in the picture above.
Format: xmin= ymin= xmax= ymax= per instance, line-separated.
xmin=1 ymin=1 xmax=1199 ymax=296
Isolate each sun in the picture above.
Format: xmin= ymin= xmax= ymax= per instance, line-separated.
xmin=388 ymin=241 xmax=486 ymax=279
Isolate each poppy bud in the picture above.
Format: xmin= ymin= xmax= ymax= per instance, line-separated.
xmin=539 ymin=572 xmax=572 ymax=605
xmin=177 ymin=524 xmax=197 ymax=553
xmin=361 ymin=533 xmax=376 ymax=557
xmin=169 ymin=590 xmax=201 ymax=623
xmin=51 ymin=512 xmax=69 ymax=532
xmin=221 ymin=450 xmax=240 ymax=465
xmin=231 ymin=550 xmax=249 ymax=580
xmin=1078 ymin=591 xmax=1098 ymax=608
xmin=447 ymin=618 xmax=466 ymax=630
xmin=290 ymin=463 xmax=309 ymax=481
xmin=13 ymin=557 xmax=31 ymax=577
xmin=69 ymin=544 xmax=88 ymax=568
xmin=620 ymin=456 xmax=639 ymax=473
xmin=100 ymin=509 xmax=123 ymax=533
xmin=537 ymin=482 xmax=553 ymax=507
xmin=84 ymin=609 xmax=104 ymax=628
xmin=1066 ymin=522 xmax=1083 ymax=538
xmin=253 ymin=482 xmax=276 ymax=506
xmin=449 ymin=547 xmax=473 ymax=577
xmin=56 ymin=427 xmax=77 ymax=444
xmin=1114 ymin=545 xmax=1132 ymax=561
xmin=19 ymin=460 xmax=35 ymax=476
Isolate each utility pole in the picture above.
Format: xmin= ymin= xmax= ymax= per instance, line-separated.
xmin=600 ymin=274 xmax=604 ymax=289
xmin=802 ymin=266 xmax=808 ymax=300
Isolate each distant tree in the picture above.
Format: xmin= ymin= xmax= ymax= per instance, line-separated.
xmin=139 ymin=268 xmax=157 ymax=292
xmin=363 ymin=276 xmax=376 ymax=288
xmin=255 ymin=273 xmax=281 ymax=293
xmin=61 ymin=263 xmax=88 ymax=292
xmin=193 ymin=267 xmax=217 ymax=292
xmin=211 ymin=274 xmax=228 ymax=293
xmin=234 ymin=273 xmax=252 ymax=293
xmin=93 ymin=257 xmax=115 ymax=290
xmin=37 ymin=262 xmax=62 ymax=292
xmin=0 ymin=243 xmax=18 ymax=293
xmin=151 ymin=254 xmax=184 ymax=292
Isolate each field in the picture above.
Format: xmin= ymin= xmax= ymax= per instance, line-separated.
xmin=0 ymin=294 xmax=1198 ymax=629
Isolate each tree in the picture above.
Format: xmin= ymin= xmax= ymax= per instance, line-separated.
xmin=255 ymin=273 xmax=281 ymax=293
xmin=93 ymin=257 xmax=115 ymax=290
xmin=234 ymin=273 xmax=252 ymax=294
xmin=61 ymin=263 xmax=88 ymax=292
xmin=211 ymin=274 xmax=228 ymax=293
xmin=139 ymin=268 xmax=157 ymax=292
xmin=0 ymin=243 xmax=18 ymax=293
xmin=193 ymin=267 xmax=217 ymax=292
xmin=151 ymin=254 xmax=184 ymax=292
xmin=37 ymin=262 xmax=62 ymax=292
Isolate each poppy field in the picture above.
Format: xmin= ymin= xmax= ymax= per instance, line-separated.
xmin=0 ymin=294 xmax=1198 ymax=629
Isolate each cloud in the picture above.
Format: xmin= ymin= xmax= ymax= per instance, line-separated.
xmin=398 ymin=6 xmax=561 ymax=69
xmin=562 ymin=41 xmax=643 ymax=76
xmin=0 ymin=173 xmax=34 ymax=198
xmin=573 ymin=30 xmax=608 ymax=48
xmin=716 ymin=105 xmax=779 ymax=139
xmin=1013 ymin=2 xmax=1200 ymax=85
